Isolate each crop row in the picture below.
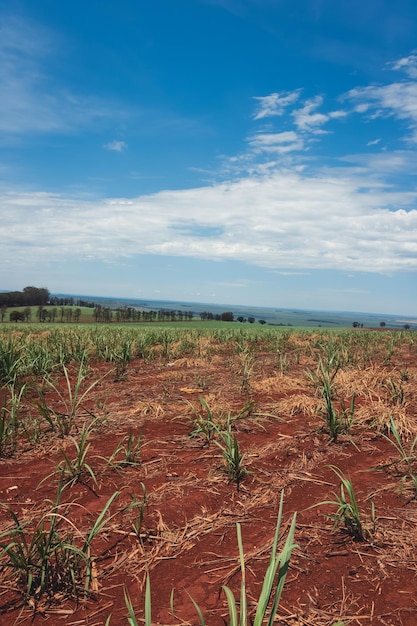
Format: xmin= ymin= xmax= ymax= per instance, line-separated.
xmin=0 ymin=325 xmax=415 ymax=623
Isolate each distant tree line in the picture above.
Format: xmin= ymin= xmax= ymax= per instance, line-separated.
xmin=93 ymin=306 xmax=195 ymax=323
xmin=199 ymin=311 xmax=266 ymax=324
xmin=1 ymin=289 xmax=271 ymax=326
xmin=8 ymin=306 xmax=83 ymax=323
xmin=200 ymin=311 xmax=234 ymax=322
xmin=0 ymin=287 xmax=99 ymax=323
xmin=49 ymin=296 xmax=96 ymax=308
xmin=0 ymin=286 xmax=50 ymax=307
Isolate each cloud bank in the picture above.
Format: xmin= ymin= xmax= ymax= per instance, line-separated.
xmin=2 ymin=168 xmax=416 ymax=273
xmin=1 ymin=22 xmax=417 ymax=285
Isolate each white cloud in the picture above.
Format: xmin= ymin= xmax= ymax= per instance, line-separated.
xmin=328 ymin=110 xmax=347 ymax=120
xmin=347 ymin=82 xmax=417 ymax=129
xmin=247 ymin=131 xmax=303 ymax=153
xmin=346 ymin=55 xmax=417 ymax=141
xmin=104 ymin=140 xmax=127 ymax=152
xmin=391 ymin=53 xmax=417 ymax=79
xmin=2 ymin=167 xmax=416 ymax=273
xmin=292 ymin=96 xmax=346 ymax=133
xmin=253 ymin=90 xmax=301 ymax=120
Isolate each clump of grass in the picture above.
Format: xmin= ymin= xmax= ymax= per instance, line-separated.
xmin=385 ymin=376 xmax=405 ymax=406
xmin=122 ymin=575 xmax=151 ymax=626
xmin=56 ymin=421 xmax=98 ymax=488
xmin=306 ymin=357 xmax=355 ymax=442
xmin=41 ymin=419 xmax=99 ymax=490
xmin=0 ymin=336 xmax=24 ymax=385
xmin=20 ymin=414 xmax=44 ymax=446
xmin=0 ymin=382 xmax=26 ymax=457
xmin=105 ymin=431 xmax=143 ymax=470
xmin=237 ymin=350 xmax=255 ymax=397
xmin=110 ymin=338 xmax=134 ymax=381
xmin=119 ymin=491 xmax=297 ymax=626
xmin=186 ymin=397 xmax=219 ymax=445
xmin=378 ymin=416 xmax=417 ymax=495
xmin=220 ymin=493 xmax=297 ymax=626
xmin=186 ymin=397 xmax=254 ymax=447
xmin=0 ymin=484 xmax=121 ymax=609
xmin=311 ymin=466 xmax=372 ymax=542
xmin=128 ymin=484 xmax=147 ymax=541
xmin=214 ymin=417 xmax=249 ymax=490
xmin=278 ymin=352 xmax=290 ymax=374
xmin=34 ymin=353 xmax=109 ymax=437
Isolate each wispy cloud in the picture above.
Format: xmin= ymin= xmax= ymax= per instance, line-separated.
xmin=391 ymin=52 xmax=417 ymax=78
xmin=347 ymin=81 xmax=417 ymax=139
xmin=253 ymin=90 xmax=301 ymax=120
xmin=292 ymin=96 xmax=347 ymax=134
xmin=346 ymin=53 xmax=417 ymax=142
xmin=0 ymin=14 xmax=121 ymax=137
xmin=339 ymin=150 xmax=417 ymax=179
xmin=247 ymin=131 xmax=303 ymax=153
xmin=104 ymin=140 xmax=127 ymax=152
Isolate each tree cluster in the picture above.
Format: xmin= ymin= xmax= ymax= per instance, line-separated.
xmin=0 ymin=286 xmax=50 ymax=307
xmin=199 ymin=312 xmax=266 ymax=324
xmin=49 ymin=296 xmax=95 ymax=308
xmin=199 ymin=311 xmax=234 ymax=322
xmin=93 ymin=306 xmax=194 ymax=323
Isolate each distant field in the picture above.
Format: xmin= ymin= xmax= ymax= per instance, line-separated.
xmin=0 ymin=324 xmax=416 ymax=624
xmin=2 ymin=299 xmax=416 ymax=329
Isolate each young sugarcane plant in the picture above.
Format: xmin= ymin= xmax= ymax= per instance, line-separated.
xmin=306 ymin=358 xmax=355 ymax=442
xmin=214 ymin=417 xmax=248 ymax=490
xmin=0 ymin=382 xmax=26 ymax=457
xmin=0 ymin=482 xmax=121 ymax=607
xmin=311 ymin=466 xmax=370 ymax=542
xmin=223 ymin=492 xmax=297 ymax=626
xmin=110 ymin=337 xmax=134 ymax=381
xmin=237 ymin=349 xmax=255 ymax=398
xmin=104 ymin=431 xmax=143 ymax=471
xmin=379 ymin=416 xmax=417 ymax=495
xmin=115 ymin=491 xmax=297 ymax=626
xmin=186 ymin=397 xmax=218 ymax=445
xmin=41 ymin=420 xmax=98 ymax=489
xmin=34 ymin=352 xmax=110 ymax=437
xmin=127 ymin=484 xmax=147 ymax=541
xmin=0 ymin=336 xmax=24 ymax=386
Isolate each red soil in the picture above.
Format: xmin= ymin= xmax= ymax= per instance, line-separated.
xmin=0 ymin=334 xmax=416 ymax=625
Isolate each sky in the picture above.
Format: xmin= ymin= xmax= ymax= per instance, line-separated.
xmin=1 ymin=0 xmax=417 ymax=316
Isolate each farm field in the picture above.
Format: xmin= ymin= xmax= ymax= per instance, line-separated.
xmin=0 ymin=325 xmax=416 ymax=625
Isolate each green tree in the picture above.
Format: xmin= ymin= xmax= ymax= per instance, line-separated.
xmin=23 ymin=286 xmax=50 ymax=306
xmin=23 ymin=307 xmax=31 ymax=322
xmin=10 ymin=310 xmax=25 ymax=322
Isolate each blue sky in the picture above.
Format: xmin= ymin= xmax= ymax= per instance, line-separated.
xmin=1 ymin=0 xmax=417 ymax=316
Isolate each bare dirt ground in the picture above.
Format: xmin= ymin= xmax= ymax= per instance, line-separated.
xmin=1 ymin=330 xmax=417 ymax=625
